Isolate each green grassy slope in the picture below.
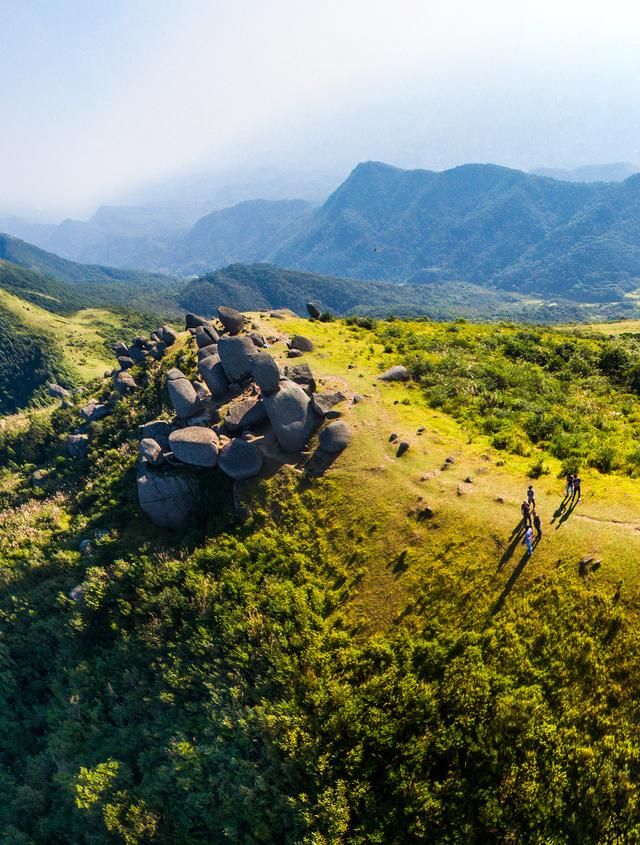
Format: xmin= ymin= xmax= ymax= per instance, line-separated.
xmin=3 ymin=314 xmax=640 ymax=841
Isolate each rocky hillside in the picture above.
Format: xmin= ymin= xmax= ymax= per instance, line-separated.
xmin=5 ymin=308 xmax=640 ymax=841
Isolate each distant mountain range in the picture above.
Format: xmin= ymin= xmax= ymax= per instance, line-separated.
xmin=530 ymin=162 xmax=640 ymax=183
xmin=7 ymin=159 xmax=640 ymax=307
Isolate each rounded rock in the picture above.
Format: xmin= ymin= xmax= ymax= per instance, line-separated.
xmin=319 ymin=420 xmax=352 ymax=454
xmin=218 ymin=438 xmax=264 ymax=481
xmin=263 ymin=379 xmax=315 ymax=452
xmin=166 ymin=368 xmax=200 ymax=418
xmin=168 ymin=426 xmax=219 ymax=467
xmin=217 ymin=336 xmax=258 ymax=382
xmin=217 ymin=305 xmax=245 ymax=335
xmin=252 ymin=352 xmax=281 ymax=393
xmin=137 ymin=466 xmax=200 ymax=529
xmin=378 ymin=365 xmax=409 ymax=382
xmin=198 ymin=354 xmax=229 ymax=398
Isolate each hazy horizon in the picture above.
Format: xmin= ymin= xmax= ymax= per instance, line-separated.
xmin=3 ymin=0 xmax=640 ymax=221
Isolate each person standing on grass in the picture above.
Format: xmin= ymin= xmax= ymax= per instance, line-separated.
xmin=565 ymin=473 xmax=574 ymax=499
xmin=524 ymin=525 xmax=534 ymax=555
xmin=572 ymin=474 xmax=581 ymax=502
xmin=521 ymin=499 xmax=532 ymax=527
xmin=527 ymin=484 xmax=536 ymax=511
xmin=533 ymin=512 xmax=542 ymax=540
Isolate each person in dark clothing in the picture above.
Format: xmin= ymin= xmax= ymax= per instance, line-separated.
xmin=565 ymin=473 xmax=574 ymax=499
xmin=527 ymin=484 xmax=536 ymax=511
xmin=521 ymin=500 xmax=532 ymax=527
xmin=533 ymin=512 xmax=542 ymax=540
xmin=572 ymin=475 xmax=581 ymax=502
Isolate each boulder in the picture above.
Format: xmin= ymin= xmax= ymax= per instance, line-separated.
xmin=128 ymin=346 xmax=147 ymax=364
xmin=224 ymin=398 xmax=268 ymax=433
xmin=47 ymin=382 xmax=70 ymax=400
xmin=217 ymin=305 xmax=245 ymax=335
xmin=168 ymin=426 xmax=219 ymax=467
xmin=284 ymin=363 xmax=316 ymax=394
xmin=396 ymin=441 xmax=410 ymax=457
xmin=218 ymin=438 xmax=264 ymax=481
xmin=166 ymin=368 xmax=200 ymax=418
xmin=114 ymin=371 xmax=138 ymax=393
xmin=312 ymin=391 xmax=346 ymax=417
xmin=196 ymin=324 xmax=220 ymax=347
xmin=319 ymin=420 xmax=352 ymax=454
xmin=263 ymin=379 xmax=315 ymax=452
xmin=287 ymin=349 xmax=304 ymax=358
xmin=289 ymin=334 xmax=314 ymax=352
xmin=185 ymin=312 xmax=208 ymax=329
xmin=269 ymin=310 xmax=288 ymax=319
xmin=81 ymin=400 xmax=111 ymax=422
xmin=217 ymin=336 xmax=258 ymax=382
xmin=198 ymin=343 xmax=218 ymax=361
xmin=67 ymin=433 xmax=89 ymax=459
xmin=198 ymin=354 xmax=229 ymax=398
xmin=158 ymin=325 xmax=178 ymax=346
xmin=113 ymin=340 xmax=129 ymax=357
xmin=117 ymin=356 xmax=135 ymax=370
xmin=138 ymin=420 xmax=172 ymax=450
xmin=148 ymin=341 xmax=167 ymax=360
xmin=306 ymin=302 xmax=321 ymax=319
xmin=139 ymin=437 xmax=164 ymax=465
xmin=131 ymin=336 xmax=147 ymax=349
xmin=247 ymin=331 xmax=266 ymax=348
xmin=252 ymin=353 xmax=281 ymax=393
xmin=378 ymin=365 xmax=409 ymax=382
xmin=137 ymin=466 xmax=199 ymax=529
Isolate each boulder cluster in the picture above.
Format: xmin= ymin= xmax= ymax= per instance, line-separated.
xmin=135 ymin=306 xmax=353 ymax=529
xmin=64 ymin=323 xmax=178 ymax=459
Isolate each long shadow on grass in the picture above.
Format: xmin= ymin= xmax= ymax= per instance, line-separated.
xmin=491 ymin=548 xmax=532 ymax=615
xmin=554 ymin=497 xmax=579 ymax=530
xmin=497 ymin=521 xmax=527 ymax=571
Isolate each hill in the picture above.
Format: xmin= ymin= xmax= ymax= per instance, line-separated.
xmin=169 ymin=199 xmax=312 ymax=275
xmin=177 ymin=262 xmax=640 ymax=323
xmin=4 ymin=311 xmax=640 ymax=841
xmin=531 ymin=162 xmax=640 ymax=182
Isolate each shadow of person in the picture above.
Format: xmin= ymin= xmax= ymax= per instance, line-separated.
xmin=498 ymin=522 xmax=526 ymax=571
xmin=492 ymin=549 xmax=532 ymax=615
xmin=555 ymin=498 xmax=578 ymax=530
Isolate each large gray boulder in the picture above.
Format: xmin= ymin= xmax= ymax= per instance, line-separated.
xmin=128 ymin=346 xmax=147 ymax=365
xmin=137 ymin=467 xmax=199 ymax=529
xmin=138 ymin=419 xmax=171 ymax=450
xmin=139 ymin=437 xmax=164 ymax=465
xmin=306 ymin=302 xmax=321 ymax=319
xmin=81 ymin=400 xmax=111 ymax=422
xmin=217 ymin=305 xmax=245 ymax=335
xmin=217 ymin=336 xmax=258 ymax=383
xmin=148 ymin=341 xmax=167 ymax=360
xmin=158 ymin=325 xmax=178 ymax=346
xmin=252 ymin=353 xmax=281 ymax=394
xmin=289 ymin=334 xmax=315 ymax=352
xmin=196 ymin=323 xmax=220 ymax=347
xmin=224 ymin=398 xmax=268 ymax=433
xmin=198 ymin=354 xmax=229 ymax=398
xmin=247 ymin=331 xmax=266 ymax=348
xmin=47 ymin=382 xmax=70 ymax=400
xmin=114 ymin=371 xmax=138 ymax=393
xmin=218 ymin=438 xmax=264 ymax=480
xmin=198 ymin=344 xmax=218 ymax=361
xmin=117 ymin=356 xmax=134 ymax=370
xmin=113 ymin=340 xmax=129 ymax=357
xmin=67 ymin=433 xmax=89 ymax=459
xmin=168 ymin=426 xmax=219 ymax=467
xmin=284 ymin=363 xmax=316 ymax=394
xmin=312 ymin=391 xmax=347 ymax=417
xmin=166 ymin=368 xmax=200 ymax=418
xmin=185 ymin=312 xmax=208 ymax=329
xmin=263 ymin=379 xmax=315 ymax=452
xmin=319 ymin=420 xmax=352 ymax=454
xmin=378 ymin=365 xmax=409 ymax=382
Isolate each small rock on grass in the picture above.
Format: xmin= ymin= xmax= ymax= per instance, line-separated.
xmin=396 ymin=441 xmax=410 ymax=457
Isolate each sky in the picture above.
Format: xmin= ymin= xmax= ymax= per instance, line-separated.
xmin=2 ymin=0 xmax=640 ymax=219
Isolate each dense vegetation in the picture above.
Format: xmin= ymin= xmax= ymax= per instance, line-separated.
xmin=179 ymin=263 xmax=637 ymax=324
xmin=3 ymin=318 xmax=640 ymax=842
xmin=365 ymin=318 xmax=640 ymax=476
xmin=0 ymin=302 xmax=75 ymax=413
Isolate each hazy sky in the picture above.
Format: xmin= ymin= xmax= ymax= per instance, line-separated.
xmin=2 ymin=0 xmax=640 ymax=218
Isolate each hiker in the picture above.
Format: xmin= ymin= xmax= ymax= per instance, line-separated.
xmin=533 ymin=512 xmax=542 ymax=540
xmin=565 ymin=473 xmax=574 ymax=499
xmin=572 ymin=475 xmax=581 ymax=502
xmin=527 ymin=484 xmax=536 ymax=510
xmin=521 ymin=499 xmax=532 ymax=527
xmin=524 ymin=525 xmax=534 ymax=555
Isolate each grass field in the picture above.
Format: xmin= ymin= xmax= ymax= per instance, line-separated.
xmin=0 ymin=288 xmax=126 ymax=380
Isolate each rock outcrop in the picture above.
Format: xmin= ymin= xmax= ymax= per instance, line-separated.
xmin=218 ymin=438 xmax=264 ymax=480
xmin=252 ymin=353 xmax=281 ymax=394
xmin=217 ymin=305 xmax=245 ymax=335
xmin=166 ymin=369 xmax=200 ymax=418
xmin=217 ymin=336 xmax=258 ymax=382
xmin=263 ymin=379 xmax=315 ymax=452
xmin=169 ymin=427 xmax=219 ymax=467
xmin=198 ymin=354 xmax=229 ymax=398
